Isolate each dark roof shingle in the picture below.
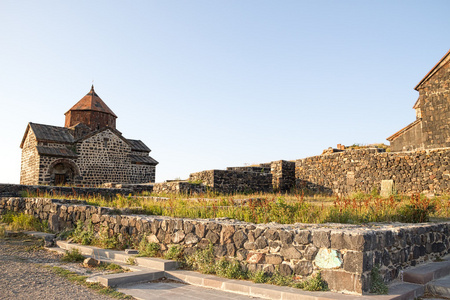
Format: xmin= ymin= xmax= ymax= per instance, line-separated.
xmin=130 ymin=155 xmax=158 ymax=165
xmin=30 ymin=123 xmax=75 ymax=144
xmin=36 ymin=146 xmax=78 ymax=158
xmin=128 ymin=139 xmax=151 ymax=152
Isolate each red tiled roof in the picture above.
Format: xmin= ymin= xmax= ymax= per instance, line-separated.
xmin=65 ymin=85 xmax=117 ymax=117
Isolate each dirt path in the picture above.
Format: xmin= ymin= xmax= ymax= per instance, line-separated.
xmin=0 ymin=234 xmax=116 ymax=300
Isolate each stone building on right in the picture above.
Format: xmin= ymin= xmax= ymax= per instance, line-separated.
xmin=387 ymin=49 xmax=450 ymax=152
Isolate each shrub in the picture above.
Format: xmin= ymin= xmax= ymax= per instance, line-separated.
xmin=215 ymin=258 xmax=247 ymax=279
xmin=164 ymin=245 xmax=184 ymax=262
xmin=137 ymin=235 xmax=160 ymax=257
xmin=186 ymin=243 xmax=216 ymax=274
xmin=71 ymin=220 xmax=94 ymax=245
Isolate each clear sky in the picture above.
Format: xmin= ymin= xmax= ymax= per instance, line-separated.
xmin=0 ymin=1 xmax=449 ymax=183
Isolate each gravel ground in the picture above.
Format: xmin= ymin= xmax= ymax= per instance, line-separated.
xmin=0 ymin=234 xmax=117 ymax=300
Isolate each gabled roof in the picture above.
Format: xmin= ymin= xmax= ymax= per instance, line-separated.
xmin=387 ymin=119 xmax=422 ymax=142
xmin=65 ymin=85 xmax=117 ymax=117
xmin=128 ymin=139 xmax=151 ymax=152
xmin=76 ymin=126 xmax=130 ymax=145
xmin=130 ymin=155 xmax=159 ymax=165
xmin=36 ymin=146 xmax=78 ymax=158
xmin=20 ymin=122 xmax=75 ymax=148
xmin=415 ymin=49 xmax=450 ymax=91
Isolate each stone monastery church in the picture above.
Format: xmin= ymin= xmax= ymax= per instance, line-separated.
xmin=388 ymin=49 xmax=450 ymax=151
xmin=20 ymin=86 xmax=158 ymax=186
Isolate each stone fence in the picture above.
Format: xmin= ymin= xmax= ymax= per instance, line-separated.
xmin=2 ymin=196 xmax=450 ymax=294
xmin=295 ymin=148 xmax=450 ymax=196
xmin=0 ymin=183 xmax=153 ymax=198
xmin=189 ymin=170 xmax=273 ymax=194
xmin=152 ymin=181 xmax=206 ymax=195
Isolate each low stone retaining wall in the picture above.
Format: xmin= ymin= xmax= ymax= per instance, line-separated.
xmin=2 ymin=196 xmax=450 ymax=294
xmin=0 ymin=183 xmax=153 ymax=198
xmin=189 ymin=170 xmax=273 ymax=194
xmin=152 ymin=182 xmax=206 ymax=195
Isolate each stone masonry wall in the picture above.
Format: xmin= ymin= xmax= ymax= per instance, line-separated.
xmin=152 ymin=182 xmax=206 ymax=195
xmin=2 ymin=197 xmax=450 ymax=294
xmin=130 ymin=164 xmax=156 ymax=184
xmin=271 ymin=160 xmax=295 ymax=192
xmin=419 ymin=59 xmax=450 ymax=149
xmin=189 ymin=170 xmax=273 ymax=194
xmin=77 ymin=130 xmax=132 ymax=185
xmin=295 ymin=148 xmax=450 ymax=196
xmin=0 ymin=183 xmax=150 ymax=198
xmin=20 ymin=130 xmax=39 ymax=185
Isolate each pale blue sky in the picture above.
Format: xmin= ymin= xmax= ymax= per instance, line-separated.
xmin=0 ymin=1 xmax=449 ymax=183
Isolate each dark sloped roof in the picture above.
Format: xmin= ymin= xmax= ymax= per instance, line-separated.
xmin=130 ymin=155 xmax=158 ymax=165
xmin=30 ymin=123 xmax=75 ymax=144
xmin=415 ymin=49 xmax=450 ymax=91
xmin=36 ymin=146 xmax=78 ymax=158
xmin=387 ymin=119 xmax=422 ymax=142
xmin=128 ymin=139 xmax=151 ymax=152
xmin=65 ymin=85 xmax=117 ymax=117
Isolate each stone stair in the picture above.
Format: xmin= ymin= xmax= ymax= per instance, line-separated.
xmin=23 ymin=232 xmax=450 ymax=300
xmin=399 ymin=257 xmax=450 ymax=299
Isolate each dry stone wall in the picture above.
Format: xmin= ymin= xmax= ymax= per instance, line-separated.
xmin=189 ymin=169 xmax=273 ymax=194
xmin=295 ymin=148 xmax=450 ymax=196
xmin=271 ymin=160 xmax=295 ymax=192
xmin=0 ymin=183 xmax=152 ymax=198
xmin=2 ymin=196 xmax=450 ymax=294
xmin=152 ymin=181 xmax=206 ymax=195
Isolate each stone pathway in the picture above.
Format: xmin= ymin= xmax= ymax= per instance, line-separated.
xmin=0 ymin=234 xmax=116 ymax=300
xmin=118 ymin=279 xmax=263 ymax=300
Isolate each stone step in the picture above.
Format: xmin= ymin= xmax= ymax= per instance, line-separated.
xmin=97 ymin=269 xmax=164 ymax=287
xmin=426 ymin=274 xmax=450 ymax=299
xmin=56 ymin=241 xmax=178 ymax=271
xmin=402 ymin=260 xmax=450 ymax=285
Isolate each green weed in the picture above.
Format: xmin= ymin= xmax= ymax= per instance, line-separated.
xmin=61 ymin=248 xmax=85 ymax=262
xmin=137 ymin=235 xmax=160 ymax=257
xmin=370 ymin=265 xmax=388 ymax=294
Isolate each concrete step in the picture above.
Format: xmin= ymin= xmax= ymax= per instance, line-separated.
xmin=56 ymin=241 xmax=178 ymax=271
xmin=426 ymin=274 xmax=450 ymax=299
xmin=402 ymin=260 xmax=450 ymax=285
xmin=97 ymin=269 xmax=164 ymax=287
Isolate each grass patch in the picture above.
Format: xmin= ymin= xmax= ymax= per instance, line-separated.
xmin=19 ymin=190 xmax=448 ymax=225
xmin=0 ymin=212 xmax=50 ymax=232
xmin=61 ymin=248 xmax=85 ymax=262
xmin=49 ymin=266 xmax=132 ymax=299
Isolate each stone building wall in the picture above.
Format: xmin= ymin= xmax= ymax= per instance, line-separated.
xmin=419 ymin=60 xmax=450 ymax=149
xmin=295 ymin=148 xmax=450 ymax=196
xmin=271 ymin=160 xmax=295 ymax=192
xmin=390 ymin=121 xmax=424 ymax=152
xmin=2 ymin=197 xmax=450 ymax=294
xmin=77 ymin=130 xmax=132 ymax=185
xmin=130 ymin=164 xmax=156 ymax=184
xmin=20 ymin=130 xmax=39 ymax=185
xmin=189 ymin=170 xmax=273 ymax=194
